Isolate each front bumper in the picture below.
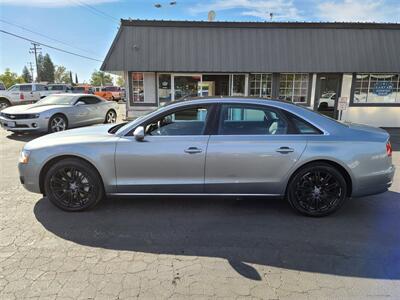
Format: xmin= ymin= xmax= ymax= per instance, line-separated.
xmin=0 ymin=115 xmax=48 ymax=132
xmin=18 ymin=162 xmax=42 ymax=194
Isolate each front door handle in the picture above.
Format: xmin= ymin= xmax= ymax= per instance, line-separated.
xmin=276 ymin=146 xmax=294 ymax=154
xmin=184 ymin=147 xmax=203 ymax=154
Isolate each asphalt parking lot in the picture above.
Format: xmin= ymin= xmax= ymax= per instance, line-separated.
xmin=0 ymin=103 xmax=399 ymax=299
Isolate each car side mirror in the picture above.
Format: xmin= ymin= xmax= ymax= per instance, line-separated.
xmin=76 ymin=101 xmax=85 ymax=106
xmin=133 ymin=126 xmax=145 ymax=141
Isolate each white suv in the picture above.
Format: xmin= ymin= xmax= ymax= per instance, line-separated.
xmin=0 ymin=83 xmax=51 ymax=109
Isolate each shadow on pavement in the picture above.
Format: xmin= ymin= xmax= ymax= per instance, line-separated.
xmin=6 ymin=132 xmax=45 ymax=142
xmin=34 ymin=192 xmax=400 ymax=281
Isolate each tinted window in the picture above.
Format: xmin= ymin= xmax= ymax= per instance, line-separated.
xmin=145 ymin=106 xmax=208 ymax=136
xmin=287 ymin=114 xmax=322 ymax=134
xmin=79 ymin=96 xmax=101 ymax=105
xmin=35 ymin=85 xmax=46 ymax=91
xmin=48 ymin=85 xmax=64 ymax=91
xmin=20 ymin=85 xmax=32 ymax=92
xmin=218 ymin=105 xmax=288 ymax=135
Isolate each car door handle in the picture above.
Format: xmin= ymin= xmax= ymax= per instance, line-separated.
xmin=276 ymin=147 xmax=294 ymax=154
xmin=184 ymin=147 xmax=203 ymax=154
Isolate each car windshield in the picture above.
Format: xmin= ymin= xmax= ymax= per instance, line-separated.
xmin=36 ymin=95 xmax=76 ymax=105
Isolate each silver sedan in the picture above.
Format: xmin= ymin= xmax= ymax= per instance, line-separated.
xmin=0 ymin=93 xmax=118 ymax=133
xmin=18 ymin=98 xmax=395 ymax=216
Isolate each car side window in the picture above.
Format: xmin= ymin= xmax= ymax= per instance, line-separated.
xmin=287 ymin=113 xmax=322 ymax=134
xmin=145 ymin=106 xmax=209 ymax=136
xmin=8 ymin=85 xmax=19 ymax=92
xmin=218 ymin=104 xmax=288 ymax=135
xmin=79 ymin=96 xmax=101 ymax=105
xmin=20 ymin=85 xmax=32 ymax=92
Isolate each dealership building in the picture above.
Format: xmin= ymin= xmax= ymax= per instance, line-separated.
xmin=102 ymin=20 xmax=400 ymax=127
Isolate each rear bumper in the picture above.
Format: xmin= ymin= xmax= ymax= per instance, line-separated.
xmin=352 ymin=164 xmax=395 ymax=197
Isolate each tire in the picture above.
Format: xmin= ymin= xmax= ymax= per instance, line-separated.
xmin=0 ymin=99 xmax=11 ymax=110
xmin=105 ymin=110 xmax=117 ymax=124
xmin=44 ymin=158 xmax=104 ymax=211
xmin=287 ymin=163 xmax=347 ymax=217
xmin=48 ymin=114 xmax=68 ymax=133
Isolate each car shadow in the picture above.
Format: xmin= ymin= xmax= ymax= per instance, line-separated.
xmin=34 ymin=192 xmax=400 ymax=281
xmin=6 ymin=132 xmax=46 ymax=142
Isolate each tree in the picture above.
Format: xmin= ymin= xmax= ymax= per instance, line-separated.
xmin=40 ymin=54 xmax=55 ymax=83
xmin=90 ymin=70 xmax=113 ymax=86
xmin=36 ymin=53 xmax=44 ymax=82
xmin=0 ymin=68 xmax=25 ymax=88
xmin=69 ymin=71 xmax=73 ymax=86
xmin=54 ymin=65 xmax=71 ymax=83
xmin=22 ymin=66 xmax=32 ymax=83
xmin=75 ymin=73 xmax=79 ymax=84
xmin=116 ymin=76 xmax=125 ymax=87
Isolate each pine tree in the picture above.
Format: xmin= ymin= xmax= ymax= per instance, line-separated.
xmin=40 ymin=54 xmax=55 ymax=83
xmin=36 ymin=53 xmax=44 ymax=82
xmin=69 ymin=71 xmax=73 ymax=85
xmin=75 ymin=73 xmax=79 ymax=84
xmin=22 ymin=66 xmax=32 ymax=83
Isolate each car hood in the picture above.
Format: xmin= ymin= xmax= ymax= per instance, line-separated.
xmin=25 ymin=124 xmax=117 ymax=150
xmin=2 ymin=103 xmax=70 ymax=114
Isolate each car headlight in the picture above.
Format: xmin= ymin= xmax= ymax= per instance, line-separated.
xmin=29 ymin=114 xmax=40 ymax=119
xmin=19 ymin=149 xmax=31 ymax=164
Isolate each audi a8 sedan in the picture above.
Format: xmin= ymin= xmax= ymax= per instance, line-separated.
xmin=0 ymin=94 xmax=118 ymax=133
xmin=18 ymin=98 xmax=395 ymax=216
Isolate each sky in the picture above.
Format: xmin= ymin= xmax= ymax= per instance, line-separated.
xmin=0 ymin=0 xmax=399 ymax=83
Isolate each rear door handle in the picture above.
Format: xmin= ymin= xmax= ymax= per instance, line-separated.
xmin=276 ymin=146 xmax=294 ymax=154
xmin=184 ymin=147 xmax=203 ymax=154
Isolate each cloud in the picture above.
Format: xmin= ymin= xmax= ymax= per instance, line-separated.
xmin=317 ymin=0 xmax=399 ymax=22
xmin=0 ymin=0 xmax=118 ymax=7
xmin=190 ymin=0 xmax=302 ymax=21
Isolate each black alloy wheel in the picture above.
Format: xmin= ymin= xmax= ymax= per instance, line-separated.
xmin=44 ymin=158 xmax=104 ymax=211
xmin=287 ymin=163 xmax=347 ymax=217
xmin=105 ymin=110 xmax=117 ymax=123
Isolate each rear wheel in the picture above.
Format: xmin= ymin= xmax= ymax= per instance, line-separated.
xmin=105 ymin=110 xmax=117 ymax=123
xmin=49 ymin=114 xmax=68 ymax=133
xmin=44 ymin=158 xmax=104 ymax=211
xmin=287 ymin=163 xmax=347 ymax=217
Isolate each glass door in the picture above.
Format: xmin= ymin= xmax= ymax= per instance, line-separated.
xmin=315 ymin=74 xmax=342 ymax=119
xmin=230 ymin=74 xmax=246 ymax=96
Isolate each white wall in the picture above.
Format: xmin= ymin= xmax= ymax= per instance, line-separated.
xmin=340 ymin=73 xmax=400 ymax=127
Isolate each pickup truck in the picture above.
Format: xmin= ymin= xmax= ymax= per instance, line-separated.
xmin=0 ymin=83 xmax=55 ymax=109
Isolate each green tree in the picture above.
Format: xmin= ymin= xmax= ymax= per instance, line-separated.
xmin=40 ymin=54 xmax=55 ymax=83
xmin=0 ymin=68 xmax=25 ymax=88
xmin=22 ymin=66 xmax=32 ymax=83
xmin=75 ymin=73 xmax=79 ymax=84
xmin=90 ymin=70 xmax=113 ymax=86
xmin=69 ymin=71 xmax=74 ymax=86
xmin=54 ymin=65 xmax=71 ymax=83
xmin=36 ymin=53 xmax=44 ymax=82
xmin=116 ymin=76 xmax=125 ymax=87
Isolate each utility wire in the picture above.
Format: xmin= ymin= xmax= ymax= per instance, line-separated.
xmin=70 ymin=0 xmax=119 ymax=24
xmin=0 ymin=18 xmax=99 ymax=56
xmin=0 ymin=29 xmax=103 ymax=62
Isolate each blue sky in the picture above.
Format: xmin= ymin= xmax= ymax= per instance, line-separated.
xmin=0 ymin=0 xmax=399 ymax=83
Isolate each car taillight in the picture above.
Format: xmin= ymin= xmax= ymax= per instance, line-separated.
xmin=20 ymin=93 xmax=24 ymax=100
xmin=386 ymin=141 xmax=392 ymax=157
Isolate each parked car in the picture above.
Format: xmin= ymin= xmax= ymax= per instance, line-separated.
xmin=0 ymin=82 xmax=5 ymax=91
xmin=47 ymin=84 xmax=73 ymax=94
xmin=94 ymin=86 xmax=122 ymax=101
xmin=0 ymin=83 xmax=51 ymax=109
xmin=72 ymin=85 xmax=94 ymax=94
xmin=0 ymin=93 xmax=118 ymax=133
xmin=318 ymin=92 xmax=336 ymax=109
xmin=18 ymin=98 xmax=394 ymax=216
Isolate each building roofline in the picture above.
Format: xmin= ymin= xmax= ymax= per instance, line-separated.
xmin=120 ymin=19 xmax=400 ymax=30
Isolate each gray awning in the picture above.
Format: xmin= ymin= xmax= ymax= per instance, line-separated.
xmin=101 ymin=20 xmax=400 ymax=73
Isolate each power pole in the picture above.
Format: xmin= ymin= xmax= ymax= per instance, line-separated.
xmin=29 ymin=42 xmax=41 ymax=82
xmin=27 ymin=62 xmax=34 ymax=82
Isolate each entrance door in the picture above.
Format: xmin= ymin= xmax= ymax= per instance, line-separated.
xmin=202 ymin=75 xmax=230 ymax=96
xmin=314 ymin=74 xmax=342 ymax=119
xmin=173 ymin=75 xmax=201 ymax=101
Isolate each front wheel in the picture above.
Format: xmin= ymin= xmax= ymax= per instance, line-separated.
xmin=105 ymin=110 xmax=117 ymax=123
xmin=287 ymin=163 xmax=348 ymax=217
xmin=44 ymin=158 xmax=104 ymax=211
xmin=48 ymin=114 xmax=68 ymax=133
xmin=0 ymin=99 xmax=11 ymax=110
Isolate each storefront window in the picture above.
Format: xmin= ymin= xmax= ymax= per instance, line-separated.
xmin=158 ymin=74 xmax=172 ymax=105
xmin=131 ymin=72 xmax=144 ymax=104
xmin=279 ymin=73 xmax=309 ymax=103
xmin=231 ymin=75 xmax=246 ymax=96
xmin=174 ymin=75 xmax=201 ymax=101
xmin=249 ymin=73 xmax=272 ymax=98
xmin=353 ymin=74 xmax=400 ymax=104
